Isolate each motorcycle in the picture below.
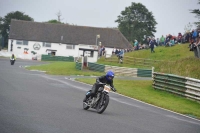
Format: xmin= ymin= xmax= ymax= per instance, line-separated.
xmin=10 ymin=58 xmax=15 ymax=65
xmin=83 ymin=83 xmax=112 ymax=114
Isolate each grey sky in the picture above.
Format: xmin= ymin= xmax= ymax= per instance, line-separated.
xmin=0 ymin=0 xmax=199 ymax=38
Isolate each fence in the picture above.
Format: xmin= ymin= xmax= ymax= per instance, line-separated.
xmin=88 ymin=62 xmax=105 ymax=72
xmin=75 ymin=62 xmax=82 ymax=70
xmin=87 ymin=62 xmax=152 ymax=77
xmin=153 ymin=72 xmax=200 ymax=101
xmin=41 ymin=55 xmax=74 ymax=62
xmin=105 ymin=55 xmax=163 ymax=67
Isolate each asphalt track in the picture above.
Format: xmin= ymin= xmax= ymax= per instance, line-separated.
xmin=0 ymin=58 xmax=200 ymax=133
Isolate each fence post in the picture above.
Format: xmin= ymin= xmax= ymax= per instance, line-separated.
xmin=152 ymin=67 xmax=154 ymax=79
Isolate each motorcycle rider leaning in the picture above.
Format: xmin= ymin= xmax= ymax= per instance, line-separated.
xmin=84 ymin=70 xmax=117 ymax=102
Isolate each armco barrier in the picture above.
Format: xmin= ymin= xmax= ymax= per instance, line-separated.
xmin=137 ymin=69 xmax=152 ymax=77
xmin=75 ymin=62 xmax=82 ymax=70
xmin=105 ymin=65 xmax=138 ymax=77
xmin=86 ymin=62 xmax=152 ymax=77
xmin=88 ymin=62 xmax=105 ymax=72
xmin=153 ymin=72 xmax=200 ymax=101
xmin=41 ymin=55 xmax=74 ymax=62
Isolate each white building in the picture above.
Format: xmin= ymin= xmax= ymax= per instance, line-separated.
xmin=8 ymin=20 xmax=132 ymax=62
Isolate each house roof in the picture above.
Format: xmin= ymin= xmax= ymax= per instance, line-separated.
xmin=9 ymin=19 xmax=132 ymax=49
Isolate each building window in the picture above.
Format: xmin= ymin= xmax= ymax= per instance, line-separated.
xmin=16 ymin=40 xmax=28 ymax=45
xmin=84 ymin=51 xmax=94 ymax=57
xmin=43 ymin=42 xmax=51 ymax=47
xmin=66 ymin=44 xmax=75 ymax=49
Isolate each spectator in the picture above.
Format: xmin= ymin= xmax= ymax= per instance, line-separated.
xmin=185 ymin=32 xmax=190 ymax=43
xmin=160 ymin=35 xmax=165 ymax=46
xmin=192 ymin=29 xmax=198 ymax=42
xmin=189 ymin=31 xmax=193 ymax=43
xmin=169 ymin=38 xmax=175 ymax=47
xmin=149 ymin=38 xmax=155 ymax=53
xmin=156 ymin=38 xmax=160 ymax=46
xmin=134 ymin=40 xmax=139 ymax=50
xmin=177 ymin=33 xmax=182 ymax=44
xmin=115 ymin=49 xmax=119 ymax=55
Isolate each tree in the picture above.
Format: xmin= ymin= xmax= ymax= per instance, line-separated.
xmin=184 ymin=22 xmax=193 ymax=33
xmin=115 ymin=2 xmax=157 ymax=43
xmin=0 ymin=11 xmax=33 ymax=48
xmin=190 ymin=0 xmax=200 ymax=25
xmin=46 ymin=19 xmax=63 ymax=24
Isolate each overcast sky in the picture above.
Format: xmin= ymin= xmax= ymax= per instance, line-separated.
xmin=0 ymin=0 xmax=199 ymax=38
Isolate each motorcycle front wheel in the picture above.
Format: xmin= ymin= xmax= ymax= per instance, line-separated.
xmin=83 ymin=97 xmax=90 ymax=110
xmin=97 ymin=94 xmax=109 ymax=114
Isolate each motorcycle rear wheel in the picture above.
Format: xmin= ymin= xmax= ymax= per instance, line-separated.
xmin=97 ymin=95 xmax=109 ymax=114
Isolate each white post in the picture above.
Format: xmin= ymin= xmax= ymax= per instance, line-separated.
xmin=152 ymin=67 xmax=155 ymax=79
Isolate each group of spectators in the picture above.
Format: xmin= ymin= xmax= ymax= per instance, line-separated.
xmin=132 ymin=29 xmax=200 ymax=57
xmin=156 ymin=30 xmax=200 ymax=47
xmin=99 ymin=29 xmax=200 ymax=58
xmin=188 ymin=29 xmax=200 ymax=58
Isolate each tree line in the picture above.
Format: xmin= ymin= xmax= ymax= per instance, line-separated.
xmin=0 ymin=1 xmax=199 ymax=48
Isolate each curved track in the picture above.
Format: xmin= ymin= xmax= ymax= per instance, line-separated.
xmin=0 ymin=58 xmax=200 ymax=133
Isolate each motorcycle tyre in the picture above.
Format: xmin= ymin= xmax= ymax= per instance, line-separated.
xmin=83 ymin=97 xmax=90 ymax=110
xmin=10 ymin=60 xmax=15 ymax=65
xmin=97 ymin=95 xmax=109 ymax=114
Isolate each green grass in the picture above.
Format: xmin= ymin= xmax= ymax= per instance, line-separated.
xmin=27 ymin=62 xmax=104 ymax=76
xmin=26 ymin=44 xmax=200 ymax=119
xmin=125 ymin=44 xmax=194 ymax=61
xmin=98 ymin=44 xmax=200 ymax=79
xmin=76 ymin=78 xmax=200 ymax=119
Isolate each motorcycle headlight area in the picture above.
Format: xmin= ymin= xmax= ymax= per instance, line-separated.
xmin=104 ymin=85 xmax=111 ymax=92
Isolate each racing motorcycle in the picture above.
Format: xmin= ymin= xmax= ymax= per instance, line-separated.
xmin=10 ymin=58 xmax=15 ymax=65
xmin=83 ymin=83 xmax=113 ymax=114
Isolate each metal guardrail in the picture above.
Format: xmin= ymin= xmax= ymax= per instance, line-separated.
xmin=86 ymin=62 xmax=152 ymax=77
xmin=153 ymin=72 xmax=200 ymax=101
xmin=105 ymin=65 xmax=138 ymax=77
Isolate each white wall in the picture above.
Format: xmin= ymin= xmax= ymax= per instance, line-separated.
xmin=8 ymin=39 xmax=99 ymax=61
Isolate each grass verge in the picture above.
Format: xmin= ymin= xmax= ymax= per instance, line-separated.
xmin=76 ymin=78 xmax=200 ymax=119
xmin=26 ymin=62 xmax=104 ymax=76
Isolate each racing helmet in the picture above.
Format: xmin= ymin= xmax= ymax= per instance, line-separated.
xmin=106 ymin=70 xmax=115 ymax=81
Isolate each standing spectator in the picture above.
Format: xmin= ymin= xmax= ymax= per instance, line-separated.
xmin=149 ymin=38 xmax=155 ymax=53
xmin=102 ymin=46 xmax=105 ymax=56
xmin=160 ymin=35 xmax=165 ymax=46
xmin=185 ymin=32 xmax=190 ymax=43
xmin=192 ymin=29 xmax=198 ymax=42
xmin=177 ymin=33 xmax=182 ymax=44
xmin=190 ymin=31 xmax=194 ymax=43
xmin=156 ymin=38 xmax=160 ymax=46
xmin=134 ymin=40 xmax=138 ymax=50
xmin=115 ymin=49 xmax=119 ymax=55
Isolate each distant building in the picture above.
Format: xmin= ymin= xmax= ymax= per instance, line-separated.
xmin=8 ymin=19 xmax=132 ymax=61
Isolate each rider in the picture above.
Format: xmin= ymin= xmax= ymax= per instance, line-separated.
xmin=10 ymin=54 xmax=16 ymax=61
xmin=83 ymin=70 xmax=117 ymax=102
